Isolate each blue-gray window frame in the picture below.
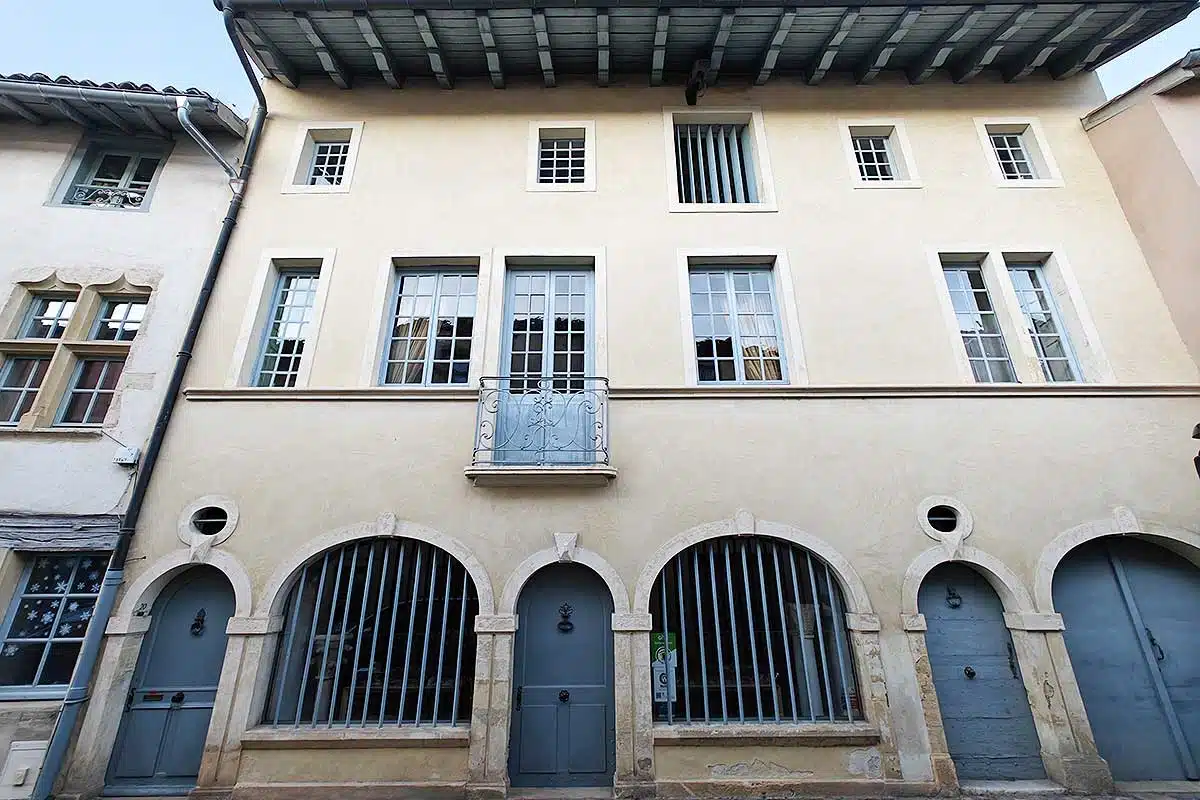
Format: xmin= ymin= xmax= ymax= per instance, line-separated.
xmin=253 ymin=268 xmax=322 ymax=388
xmin=1006 ymin=261 xmax=1083 ymax=382
xmin=55 ymin=357 xmax=125 ymax=427
xmin=0 ymin=553 xmax=108 ymax=699
xmin=54 ymin=136 xmax=172 ymax=212
xmin=379 ymin=270 xmax=478 ymax=387
xmin=689 ymin=265 xmax=788 ymax=385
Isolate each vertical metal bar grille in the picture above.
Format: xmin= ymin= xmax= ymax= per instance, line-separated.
xmin=650 ymin=536 xmax=860 ymax=724
xmin=673 ymin=123 xmax=758 ymax=204
xmin=264 ymin=538 xmax=479 ymax=727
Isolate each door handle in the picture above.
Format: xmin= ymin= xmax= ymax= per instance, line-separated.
xmin=963 ymin=666 xmax=976 ymax=679
xmin=514 ymin=686 xmax=522 ymax=711
xmin=559 ymin=690 xmax=570 ymax=703
xmin=1007 ymin=642 xmax=1019 ymax=679
xmin=1145 ymin=627 xmax=1166 ymax=662
xmin=170 ymin=691 xmax=185 ymax=705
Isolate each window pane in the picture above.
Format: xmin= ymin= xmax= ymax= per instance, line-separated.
xmin=690 ymin=268 xmax=782 ymax=383
xmin=307 ymin=139 xmax=352 ymax=186
xmin=60 ymin=359 xmax=123 ymax=425
xmin=538 ymin=136 xmax=587 ymax=185
xmin=1007 ymin=263 xmax=1079 ymax=382
xmin=91 ymin=154 xmax=131 ymax=186
xmin=942 ymin=265 xmax=1015 ymax=384
xmin=129 ymin=157 xmax=161 ymax=190
xmin=21 ymin=296 xmax=77 ymax=339
xmin=383 ymin=272 xmax=477 ymax=386
xmin=93 ymin=298 xmax=147 ymax=341
xmin=255 ymin=271 xmax=320 ymax=388
xmin=0 ymin=555 xmax=104 ymax=688
xmin=0 ymin=357 xmax=50 ymax=425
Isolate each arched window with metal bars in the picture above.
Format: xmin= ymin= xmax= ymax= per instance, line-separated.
xmin=648 ymin=535 xmax=860 ymax=724
xmin=263 ymin=537 xmax=479 ymax=727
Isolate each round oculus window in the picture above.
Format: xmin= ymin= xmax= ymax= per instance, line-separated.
xmin=926 ymin=505 xmax=959 ymax=533
xmin=191 ymin=506 xmax=230 ymax=537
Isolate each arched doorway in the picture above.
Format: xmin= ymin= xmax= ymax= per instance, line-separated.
xmin=918 ymin=563 xmax=1044 ymax=781
xmin=509 ymin=563 xmax=615 ymax=788
xmin=1053 ymin=536 xmax=1200 ymax=780
xmin=106 ymin=566 xmax=234 ymax=794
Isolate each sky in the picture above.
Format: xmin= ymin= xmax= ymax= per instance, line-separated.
xmin=0 ymin=0 xmax=1196 ymax=114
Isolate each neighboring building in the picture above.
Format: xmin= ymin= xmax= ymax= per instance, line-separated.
xmin=40 ymin=1 xmax=1200 ymax=798
xmin=0 ymin=74 xmax=244 ymax=795
xmin=1084 ymin=49 xmax=1200 ymax=364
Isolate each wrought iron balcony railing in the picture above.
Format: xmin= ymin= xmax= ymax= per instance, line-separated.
xmin=471 ymin=376 xmax=609 ymax=468
xmin=66 ymin=184 xmax=146 ymax=209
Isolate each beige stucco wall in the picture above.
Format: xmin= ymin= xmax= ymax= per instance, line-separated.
xmin=61 ymin=73 xmax=1200 ymax=798
xmin=1087 ymin=83 xmax=1200 ymax=365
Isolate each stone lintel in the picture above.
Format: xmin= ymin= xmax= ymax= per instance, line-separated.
xmin=240 ymin=726 xmax=470 ymax=749
xmin=653 ymin=722 xmax=881 ymax=747
xmin=226 ymin=616 xmax=284 ymax=635
xmin=1004 ymin=612 xmax=1065 ymax=631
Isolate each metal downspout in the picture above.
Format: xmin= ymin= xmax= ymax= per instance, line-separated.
xmin=31 ymin=7 xmax=267 ymax=798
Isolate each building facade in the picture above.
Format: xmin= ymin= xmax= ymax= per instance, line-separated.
xmin=0 ymin=74 xmax=244 ymax=795
xmin=1084 ymin=49 xmax=1200 ymax=365
xmin=28 ymin=2 xmax=1200 ymax=798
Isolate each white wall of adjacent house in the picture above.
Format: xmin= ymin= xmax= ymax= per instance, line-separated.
xmin=0 ymin=121 xmax=238 ymax=515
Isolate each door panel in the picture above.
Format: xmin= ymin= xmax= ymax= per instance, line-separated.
xmin=107 ymin=568 xmax=234 ymax=793
xmin=509 ymin=564 xmax=615 ymax=788
xmin=1054 ymin=538 xmax=1200 ymax=780
xmin=498 ymin=270 xmax=595 ymax=465
xmin=919 ymin=563 xmax=1045 ymax=781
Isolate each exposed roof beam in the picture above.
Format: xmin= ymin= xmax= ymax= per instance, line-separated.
xmin=476 ymin=12 xmax=504 ymax=89
xmin=234 ymin=16 xmax=298 ymax=88
xmin=756 ymin=9 xmax=796 ymax=85
xmin=532 ymin=10 xmax=556 ymax=87
xmin=856 ymin=7 xmax=922 ymax=83
xmin=907 ymin=6 xmax=985 ymax=84
xmin=707 ymin=11 xmax=737 ymax=84
xmin=806 ymin=8 xmax=860 ymax=85
xmin=0 ymin=95 xmax=44 ymax=124
xmin=414 ymin=11 xmax=453 ymax=89
xmin=46 ymin=98 xmax=95 ymax=129
xmin=133 ymin=106 xmax=170 ymax=138
xmin=597 ymin=11 xmax=611 ymax=87
xmin=355 ymin=11 xmax=402 ymax=88
xmin=1049 ymin=5 xmax=1148 ymax=79
xmin=652 ymin=11 xmax=671 ymax=86
xmin=951 ymin=4 xmax=1037 ymax=83
xmin=82 ymin=101 xmax=135 ymax=134
xmin=294 ymin=12 xmax=351 ymax=88
xmin=1004 ymin=4 xmax=1096 ymax=81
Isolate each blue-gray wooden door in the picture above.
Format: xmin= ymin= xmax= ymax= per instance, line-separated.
xmin=919 ymin=563 xmax=1045 ymax=780
xmin=509 ymin=564 xmax=615 ymax=788
xmin=498 ymin=270 xmax=595 ymax=465
xmin=1053 ymin=537 xmax=1200 ymax=781
xmin=106 ymin=567 xmax=234 ymax=795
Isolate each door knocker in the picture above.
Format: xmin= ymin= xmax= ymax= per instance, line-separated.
xmin=557 ymin=603 xmax=574 ymax=633
xmin=946 ymin=586 xmax=962 ymax=609
xmin=190 ymin=608 xmax=207 ymax=637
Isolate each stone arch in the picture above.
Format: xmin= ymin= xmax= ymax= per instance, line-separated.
xmin=902 ymin=544 xmax=1035 ymax=616
xmin=632 ymin=512 xmax=874 ymax=615
xmin=1033 ymin=506 xmax=1200 ymax=612
xmin=109 ymin=547 xmax=252 ymax=634
xmin=500 ymin=545 xmax=630 ymax=615
xmin=256 ymin=513 xmax=496 ymax=619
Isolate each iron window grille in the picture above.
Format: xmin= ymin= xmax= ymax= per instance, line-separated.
xmin=382 ymin=272 xmax=477 ymax=386
xmin=92 ymin=298 xmax=147 ymax=342
xmin=263 ymin=537 xmax=479 ymax=727
xmin=538 ymin=136 xmax=586 ymax=185
xmin=307 ymin=140 xmax=352 ymax=186
xmin=0 ymin=554 xmax=105 ymax=693
xmin=851 ymin=135 xmax=895 ymax=181
xmin=690 ymin=268 xmax=785 ymax=383
xmin=255 ymin=270 xmax=321 ymax=388
xmin=649 ymin=536 xmax=860 ymax=724
xmin=942 ymin=264 xmax=1016 ymax=383
xmin=19 ymin=296 xmax=77 ymax=339
xmin=1007 ymin=263 xmax=1081 ymax=382
xmin=59 ymin=358 xmax=124 ymax=425
xmin=66 ymin=151 xmax=163 ymax=209
xmin=989 ymin=132 xmax=1036 ymax=180
xmin=674 ymin=123 xmax=758 ymax=204
xmin=0 ymin=358 xmax=51 ymax=425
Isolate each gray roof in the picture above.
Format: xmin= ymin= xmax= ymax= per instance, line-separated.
xmin=221 ymin=0 xmax=1195 ymax=89
xmin=0 ymin=73 xmax=247 ymax=138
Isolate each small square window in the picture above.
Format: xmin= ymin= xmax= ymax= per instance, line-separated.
xmin=0 ymin=554 xmax=105 ymax=691
xmin=990 ymin=131 xmax=1035 ymax=180
xmin=62 ymin=147 xmax=165 ymax=210
xmin=20 ymin=295 xmax=77 ymax=339
xmin=58 ymin=358 xmax=124 ymax=425
xmin=0 ymin=357 xmax=50 ymax=425
xmin=92 ymin=298 xmax=147 ymax=341
xmin=842 ymin=121 xmax=919 ymax=187
xmin=852 ymin=135 xmax=895 ymax=181
xmin=527 ymin=122 xmax=595 ymax=192
xmin=538 ymin=136 xmax=586 ymax=185
xmin=977 ymin=120 xmax=1060 ymax=186
xmin=286 ymin=124 xmax=362 ymax=193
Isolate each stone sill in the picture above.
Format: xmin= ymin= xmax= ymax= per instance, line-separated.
xmin=0 ymin=427 xmax=103 ymax=440
xmin=653 ymin=722 xmax=880 ymax=747
xmin=464 ymin=465 xmax=618 ymax=487
xmin=241 ymin=726 xmax=469 ymax=749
